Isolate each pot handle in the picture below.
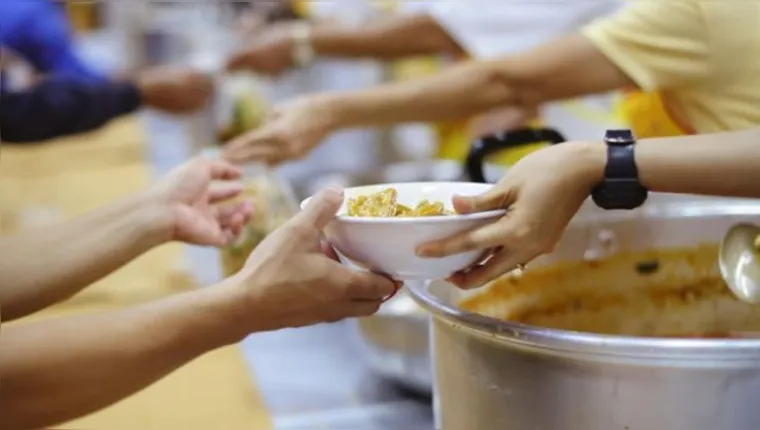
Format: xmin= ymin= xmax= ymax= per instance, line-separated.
xmin=465 ymin=127 xmax=567 ymax=183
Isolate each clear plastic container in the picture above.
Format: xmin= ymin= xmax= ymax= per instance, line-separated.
xmin=218 ymin=162 xmax=299 ymax=277
xmin=215 ymin=74 xmax=270 ymax=145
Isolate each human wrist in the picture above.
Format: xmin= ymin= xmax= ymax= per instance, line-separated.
xmin=568 ymin=140 xmax=607 ymax=190
xmin=296 ymin=93 xmax=347 ymax=133
xmin=213 ymin=269 xmax=280 ymax=335
xmin=157 ymin=284 xmax=252 ymax=353
xmin=130 ymin=191 xmax=175 ymax=247
xmin=315 ymin=93 xmax=362 ymax=131
xmin=193 ymin=280 xmax=254 ymax=345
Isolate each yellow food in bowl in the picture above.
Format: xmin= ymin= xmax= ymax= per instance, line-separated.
xmin=347 ymin=188 xmax=453 ymax=218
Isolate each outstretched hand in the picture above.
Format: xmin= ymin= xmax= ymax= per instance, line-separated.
xmin=416 ymin=141 xmax=605 ymax=289
xmin=230 ymin=188 xmax=400 ymax=331
xmin=150 ymin=157 xmax=254 ymax=247
xmin=222 ymin=96 xmax=333 ymax=165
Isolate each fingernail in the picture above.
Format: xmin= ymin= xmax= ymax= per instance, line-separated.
xmin=382 ymin=281 xmax=401 ymax=303
xmin=326 ymin=186 xmax=345 ymax=197
xmin=415 ymin=246 xmax=433 ymax=258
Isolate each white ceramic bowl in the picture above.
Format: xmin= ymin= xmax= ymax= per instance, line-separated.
xmin=300 ymin=182 xmax=505 ymax=280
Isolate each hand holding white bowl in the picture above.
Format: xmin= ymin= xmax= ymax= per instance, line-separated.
xmin=415 ymin=142 xmax=605 ymax=289
xmin=301 ymin=182 xmax=505 ymax=281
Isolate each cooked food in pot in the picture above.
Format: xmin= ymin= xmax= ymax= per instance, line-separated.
xmin=459 ymin=244 xmax=760 ymax=338
xmin=347 ymin=188 xmax=453 ymax=217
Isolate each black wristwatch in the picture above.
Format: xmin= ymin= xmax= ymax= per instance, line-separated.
xmin=590 ymin=129 xmax=648 ymax=210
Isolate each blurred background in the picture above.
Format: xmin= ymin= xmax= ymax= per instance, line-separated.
xmin=0 ymin=1 xmax=623 ymax=429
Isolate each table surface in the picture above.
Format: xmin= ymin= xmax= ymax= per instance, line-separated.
xmin=143 ymin=111 xmax=436 ymax=430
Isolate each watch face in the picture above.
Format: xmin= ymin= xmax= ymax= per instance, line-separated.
xmin=605 ymin=129 xmax=635 ymax=146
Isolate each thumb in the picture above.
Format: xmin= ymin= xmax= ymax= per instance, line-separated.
xmin=221 ymin=128 xmax=274 ymax=162
xmin=297 ymin=187 xmax=344 ymax=230
xmin=453 ymin=186 xmax=512 ymax=214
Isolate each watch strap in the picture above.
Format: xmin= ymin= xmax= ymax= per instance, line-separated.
xmin=604 ymin=144 xmax=640 ymax=180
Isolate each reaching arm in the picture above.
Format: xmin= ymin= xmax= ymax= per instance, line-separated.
xmin=415 ymin=127 xmax=760 ymax=289
xmin=568 ymin=127 xmax=760 ymax=198
xmin=0 ymin=188 xmax=398 ymax=430
xmin=308 ymin=14 xmax=465 ymax=60
xmin=0 ymin=283 xmax=246 ymax=430
xmin=0 ymin=76 xmax=142 ymax=143
xmin=316 ymin=33 xmax=632 ymax=130
xmin=227 ymin=13 xmax=464 ymax=74
xmin=0 ymin=192 xmax=170 ymax=321
xmin=635 ymin=128 xmax=760 ymax=197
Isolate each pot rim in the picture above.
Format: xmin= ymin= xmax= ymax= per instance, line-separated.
xmin=408 ymin=199 xmax=760 ymax=361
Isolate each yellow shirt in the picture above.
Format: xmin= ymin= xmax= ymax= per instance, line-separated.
xmin=582 ymin=0 xmax=760 ymax=136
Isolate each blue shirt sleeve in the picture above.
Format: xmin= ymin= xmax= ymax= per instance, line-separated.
xmin=0 ymin=0 xmax=107 ymax=83
xmin=0 ymin=76 xmax=142 ymax=143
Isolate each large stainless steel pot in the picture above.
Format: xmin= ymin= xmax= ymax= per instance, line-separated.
xmin=410 ymin=199 xmax=760 ymax=430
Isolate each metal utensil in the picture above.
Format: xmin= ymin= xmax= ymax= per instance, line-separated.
xmin=719 ymin=222 xmax=760 ymax=304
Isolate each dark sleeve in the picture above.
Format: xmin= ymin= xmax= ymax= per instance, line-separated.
xmin=0 ymin=77 xmax=142 ymax=143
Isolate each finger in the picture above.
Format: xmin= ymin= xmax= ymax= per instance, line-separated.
xmin=381 ymin=280 xmax=403 ymax=303
xmin=449 ymin=247 xmax=541 ymax=290
xmin=221 ymin=133 xmax=282 ymax=164
xmin=223 ymin=127 xmax=277 ymax=152
xmin=226 ymin=212 xmax=246 ymax=238
xmin=208 ymin=159 xmax=242 ymax=180
xmin=341 ymin=269 xmax=397 ymax=301
xmin=194 ymin=223 xmax=228 ymax=248
xmin=217 ymin=200 xmax=253 ymax=228
xmin=416 ymin=220 xmax=518 ymax=258
xmin=295 ymin=187 xmax=344 ymax=230
xmin=451 ymin=186 xmax=513 ymax=215
xmin=347 ymin=301 xmax=383 ymax=318
xmin=223 ymin=144 xmax=283 ymax=165
xmin=209 ymin=183 xmax=244 ymax=203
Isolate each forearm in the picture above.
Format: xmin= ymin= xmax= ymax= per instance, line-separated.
xmin=320 ymin=58 xmax=514 ymax=129
xmin=636 ymin=128 xmax=760 ymax=197
xmin=315 ymin=34 xmax=629 ymax=131
xmin=0 ymin=192 xmax=170 ymax=320
xmin=310 ymin=14 xmax=464 ymax=60
xmin=0 ymin=284 xmax=246 ymax=430
xmin=0 ymin=77 xmax=142 ymax=143
xmin=576 ymin=127 xmax=760 ymax=198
